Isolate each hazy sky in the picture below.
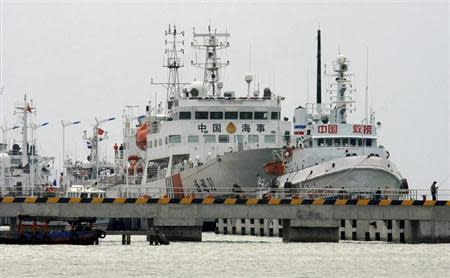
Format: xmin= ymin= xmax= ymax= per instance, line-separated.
xmin=0 ymin=0 xmax=448 ymax=189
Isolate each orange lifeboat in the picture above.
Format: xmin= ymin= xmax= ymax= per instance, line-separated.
xmin=128 ymin=154 xmax=140 ymax=161
xmin=136 ymin=122 xmax=148 ymax=150
xmin=263 ymin=160 xmax=285 ymax=176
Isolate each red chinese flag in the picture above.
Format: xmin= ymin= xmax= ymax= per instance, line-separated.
xmin=98 ymin=128 xmax=105 ymax=135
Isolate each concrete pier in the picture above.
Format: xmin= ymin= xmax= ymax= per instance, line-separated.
xmin=1 ymin=197 xmax=450 ymax=243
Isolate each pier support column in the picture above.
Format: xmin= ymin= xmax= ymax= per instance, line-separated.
xmin=154 ymin=218 xmax=203 ymax=241
xmin=156 ymin=226 xmax=202 ymax=241
xmin=282 ymin=220 xmax=339 ymax=243
xmin=405 ymin=220 xmax=450 ymax=243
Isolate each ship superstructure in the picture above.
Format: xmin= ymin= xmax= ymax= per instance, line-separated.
xmin=116 ymin=25 xmax=291 ymax=197
xmin=274 ymin=30 xmax=404 ymax=190
xmin=0 ymin=95 xmax=54 ymax=195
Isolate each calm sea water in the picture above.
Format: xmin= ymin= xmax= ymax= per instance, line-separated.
xmin=1 ymin=233 xmax=449 ymax=278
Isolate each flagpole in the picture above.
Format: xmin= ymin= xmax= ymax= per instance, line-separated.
xmin=94 ymin=117 xmax=115 ymax=193
xmin=61 ymin=120 xmax=80 ymax=193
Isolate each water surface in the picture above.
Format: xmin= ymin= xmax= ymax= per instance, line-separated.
xmin=1 ymin=233 xmax=449 ymax=277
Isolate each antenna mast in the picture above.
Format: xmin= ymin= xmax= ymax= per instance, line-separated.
xmin=191 ymin=25 xmax=230 ymax=96
xmin=364 ymin=47 xmax=369 ymax=124
xmin=14 ymin=95 xmax=34 ymax=167
xmin=151 ymin=25 xmax=188 ymax=115
xmin=316 ymin=29 xmax=322 ymax=106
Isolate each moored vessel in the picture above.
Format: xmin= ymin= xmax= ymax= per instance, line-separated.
xmin=111 ymin=25 xmax=292 ymax=197
xmin=272 ymin=30 xmax=405 ymax=191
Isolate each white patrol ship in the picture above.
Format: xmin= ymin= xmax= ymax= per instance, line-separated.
xmin=273 ymin=30 xmax=405 ymax=191
xmin=116 ymin=25 xmax=291 ymax=197
xmin=0 ymin=95 xmax=55 ymax=195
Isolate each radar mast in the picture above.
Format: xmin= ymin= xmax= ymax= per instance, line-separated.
xmin=191 ymin=25 xmax=230 ymax=96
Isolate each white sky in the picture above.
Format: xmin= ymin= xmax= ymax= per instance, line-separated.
xmin=0 ymin=0 xmax=448 ymax=189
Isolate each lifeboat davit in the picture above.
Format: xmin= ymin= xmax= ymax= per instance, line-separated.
xmin=263 ymin=160 xmax=285 ymax=176
xmin=136 ymin=122 xmax=148 ymax=150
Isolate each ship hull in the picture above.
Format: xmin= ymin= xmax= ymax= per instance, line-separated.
xmin=108 ymin=148 xmax=279 ymax=197
xmin=279 ymin=155 xmax=402 ymax=190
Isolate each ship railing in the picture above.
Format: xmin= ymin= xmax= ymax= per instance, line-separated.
xmin=106 ymin=187 xmax=450 ymax=201
xmin=1 ymin=186 xmax=449 ymax=201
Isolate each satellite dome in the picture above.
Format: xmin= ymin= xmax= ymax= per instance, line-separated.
xmin=244 ymin=73 xmax=253 ymax=83
xmin=336 ymin=54 xmax=346 ymax=64
xmin=187 ymin=81 xmax=205 ymax=97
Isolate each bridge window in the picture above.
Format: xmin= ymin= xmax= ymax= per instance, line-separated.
xmin=225 ymin=112 xmax=238 ymax=119
xmin=248 ymin=135 xmax=259 ymax=144
xmin=210 ymin=111 xmax=223 ymax=120
xmin=271 ymin=112 xmax=279 ymax=120
xmin=218 ymin=135 xmax=229 ymax=143
xmin=188 ymin=135 xmax=199 ymax=143
xmin=179 ymin=111 xmax=191 ymax=120
xmin=318 ymin=138 xmax=324 ymax=147
xmin=254 ymin=112 xmax=268 ymax=120
xmin=365 ymin=139 xmax=372 ymax=147
xmin=342 ymin=138 xmax=349 ymax=146
xmin=325 ymin=139 xmax=332 ymax=147
xmin=350 ymin=138 xmax=356 ymax=146
xmin=239 ymin=112 xmax=253 ymax=120
xmin=334 ymin=138 xmax=341 ymax=147
xmin=357 ymin=139 xmax=362 ymax=146
xmin=169 ymin=135 xmax=181 ymax=144
xmin=203 ymin=135 xmax=216 ymax=143
xmin=195 ymin=111 xmax=209 ymax=120
xmin=264 ymin=135 xmax=276 ymax=143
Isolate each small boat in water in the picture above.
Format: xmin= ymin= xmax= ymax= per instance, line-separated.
xmin=0 ymin=215 xmax=106 ymax=245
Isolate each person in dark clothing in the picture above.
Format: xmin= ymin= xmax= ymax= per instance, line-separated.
xmin=119 ymin=144 xmax=124 ymax=159
xmin=374 ymin=187 xmax=382 ymax=200
xmin=430 ymin=181 xmax=439 ymax=201
xmin=338 ymin=187 xmax=349 ymax=199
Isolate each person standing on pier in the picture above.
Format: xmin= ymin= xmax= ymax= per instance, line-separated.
xmin=430 ymin=181 xmax=439 ymax=201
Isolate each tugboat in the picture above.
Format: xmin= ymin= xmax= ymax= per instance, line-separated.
xmin=113 ymin=25 xmax=292 ymax=197
xmin=271 ymin=30 xmax=405 ymax=191
xmin=0 ymin=215 xmax=106 ymax=245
